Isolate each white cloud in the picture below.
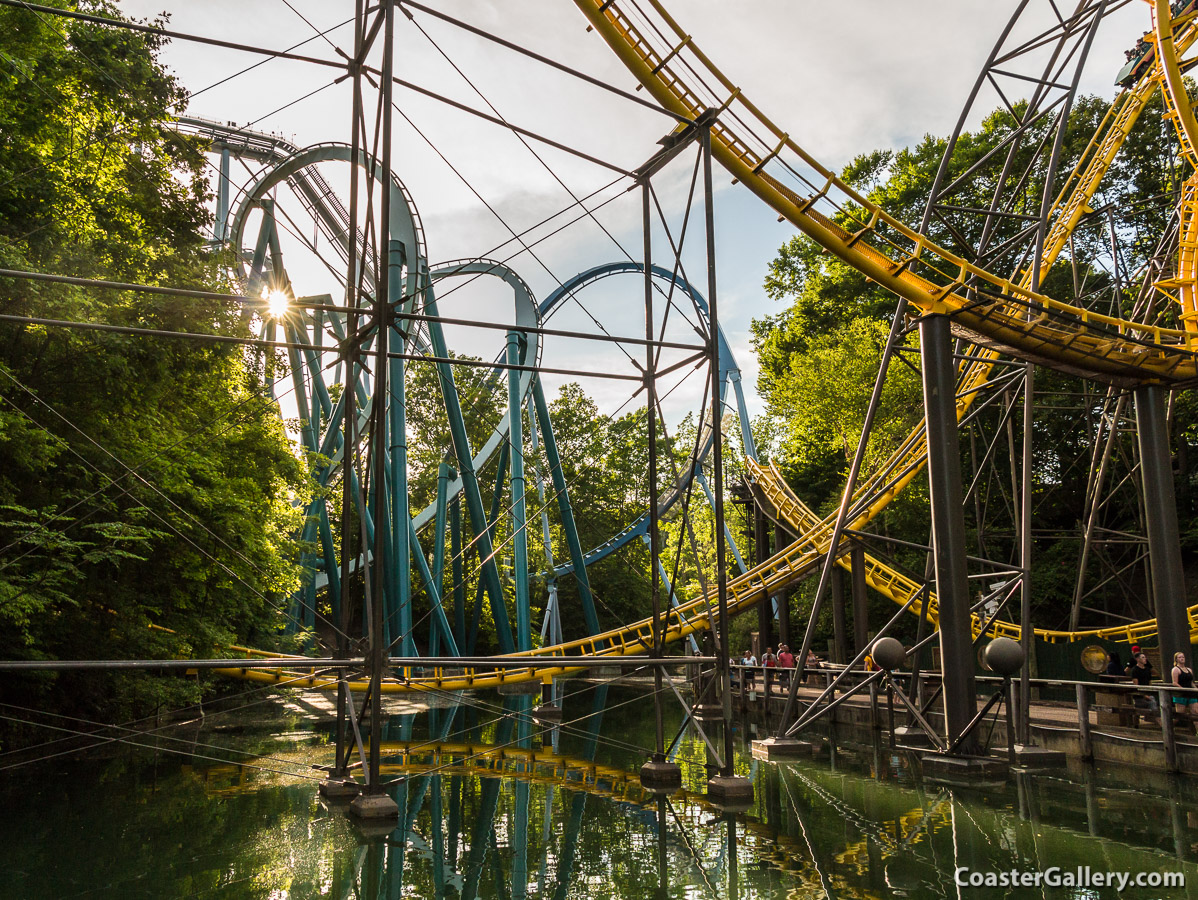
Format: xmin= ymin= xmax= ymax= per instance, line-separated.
xmin=118 ymin=0 xmax=1154 ymax=428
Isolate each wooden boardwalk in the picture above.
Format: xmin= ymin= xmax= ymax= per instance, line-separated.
xmin=728 ymin=667 xmax=1198 ymax=772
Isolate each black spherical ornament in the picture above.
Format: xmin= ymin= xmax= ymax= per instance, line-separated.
xmin=871 ymin=636 xmax=906 ymax=671
xmin=982 ymin=637 xmax=1024 ymax=677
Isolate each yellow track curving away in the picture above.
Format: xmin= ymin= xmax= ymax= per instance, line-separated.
xmin=569 ymin=0 xmax=1198 ymax=642
xmin=573 ymin=0 xmax=1198 ymax=380
xmin=216 ymin=3 xmax=1198 ymax=693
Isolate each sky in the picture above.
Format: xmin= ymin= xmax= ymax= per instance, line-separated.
xmin=116 ymin=0 xmax=1150 ymax=430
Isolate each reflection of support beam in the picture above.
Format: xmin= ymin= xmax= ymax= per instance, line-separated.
xmin=536 ymin=785 xmax=556 ymax=895
xmin=551 ymin=686 xmax=608 ymax=900
xmin=461 ymin=713 xmax=514 ymax=900
xmin=551 ymin=793 xmax=587 ymax=900
xmin=920 ymin=314 xmax=978 ymax=753
xmin=512 ymin=695 xmax=532 ymax=900
xmin=777 ymin=770 xmax=837 ymax=898
xmin=1136 ymin=384 xmax=1192 ymax=669
xmin=430 ymin=774 xmax=447 ymax=900
xmin=513 ymin=778 xmax=530 ymax=899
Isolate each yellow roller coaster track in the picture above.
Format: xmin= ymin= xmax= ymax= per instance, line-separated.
xmin=213 ymin=513 xmax=835 ymax=691
xmin=572 ymin=0 xmax=1198 ymax=643
xmin=211 ymin=2 xmax=1197 ymax=693
xmin=746 ymin=458 xmax=1198 ymax=644
xmin=573 ymin=0 xmax=1198 ymax=380
xmin=1152 ymin=1 xmax=1198 ymax=336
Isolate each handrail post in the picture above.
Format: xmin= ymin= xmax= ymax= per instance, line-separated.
xmin=887 ymin=682 xmax=895 ymax=746
xmin=1076 ymin=683 xmax=1093 ymax=761
xmin=1005 ymin=677 xmax=1016 ymax=766
xmin=1160 ymin=686 xmax=1179 ymax=773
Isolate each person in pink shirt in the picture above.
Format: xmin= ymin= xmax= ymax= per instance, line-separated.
xmin=776 ymin=644 xmax=794 ymax=687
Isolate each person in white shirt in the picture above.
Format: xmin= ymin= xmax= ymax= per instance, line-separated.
xmin=740 ymin=650 xmax=757 ymax=688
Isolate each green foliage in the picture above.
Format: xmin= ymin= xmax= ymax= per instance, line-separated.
xmin=0 ymin=2 xmax=308 ymax=724
xmin=538 ymin=384 xmax=661 ymax=641
xmin=752 ymin=88 xmax=1197 ymax=648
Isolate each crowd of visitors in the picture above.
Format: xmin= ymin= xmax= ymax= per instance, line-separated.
xmin=734 ymin=643 xmax=821 ymax=688
xmin=1102 ymin=643 xmax=1198 ymax=720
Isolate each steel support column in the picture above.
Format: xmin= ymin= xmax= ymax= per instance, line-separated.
xmin=756 ymin=504 xmax=772 ymax=650
xmin=332 ymin=0 xmax=367 ymax=788
xmin=1135 ymin=383 xmax=1192 ymax=670
xmin=213 ymin=146 xmax=231 ymax=242
xmin=389 ymin=242 xmax=414 ymax=659
xmin=532 ymin=381 xmax=600 ymax=636
xmin=354 ymin=0 xmax=399 ymax=818
xmin=701 ymin=122 xmax=736 ymax=782
xmin=831 ymin=565 xmax=848 ymax=664
xmin=774 ymin=523 xmax=792 ymax=648
xmin=643 ymin=178 xmax=666 ymax=762
xmin=430 ymin=463 xmax=450 ymax=657
xmin=1017 ymin=362 xmax=1034 ymax=745
xmin=851 ymin=545 xmax=869 ymax=658
xmin=919 ymin=314 xmax=978 ymax=754
xmin=507 ymin=330 xmax=532 ymax=652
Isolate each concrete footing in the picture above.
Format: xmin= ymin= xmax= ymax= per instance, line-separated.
xmin=639 ymin=760 xmax=682 ymax=793
xmin=318 ymin=778 xmax=362 ymax=801
xmin=893 ymin=725 xmax=934 ymax=747
xmin=706 ymin=775 xmax=755 ymax=811
xmin=921 ymin=754 xmax=1007 ymax=786
xmin=750 ymin=738 xmax=813 ymax=761
xmin=1010 ymin=744 xmax=1067 ymax=768
xmin=349 ymin=792 xmax=400 ymax=821
xmin=694 ymin=704 xmax=724 ymax=720
xmin=533 ymin=704 xmax=563 ymax=721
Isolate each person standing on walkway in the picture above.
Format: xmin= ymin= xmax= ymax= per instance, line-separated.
xmin=1104 ymin=651 xmax=1123 ymax=677
xmin=741 ymin=649 xmax=756 ymax=689
xmin=761 ymin=647 xmax=777 ymax=693
xmin=1126 ymin=652 xmax=1159 ymax=719
xmin=1172 ymin=652 xmax=1196 ymax=717
xmin=777 ymin=644 xmax=794 ymax=688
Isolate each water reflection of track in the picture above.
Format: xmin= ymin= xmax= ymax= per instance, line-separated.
xmin=194 ymin=725 xmax=1198 ymax=899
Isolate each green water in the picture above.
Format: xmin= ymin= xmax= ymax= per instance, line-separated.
xmin=2 ymin=685 xmax=1196 ymax=899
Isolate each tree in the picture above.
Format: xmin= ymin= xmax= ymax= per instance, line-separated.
xmin=752 ymin=88 xmax=1194 ymax=644
xmin=0 ymin=2 xmax=308 ymax=724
